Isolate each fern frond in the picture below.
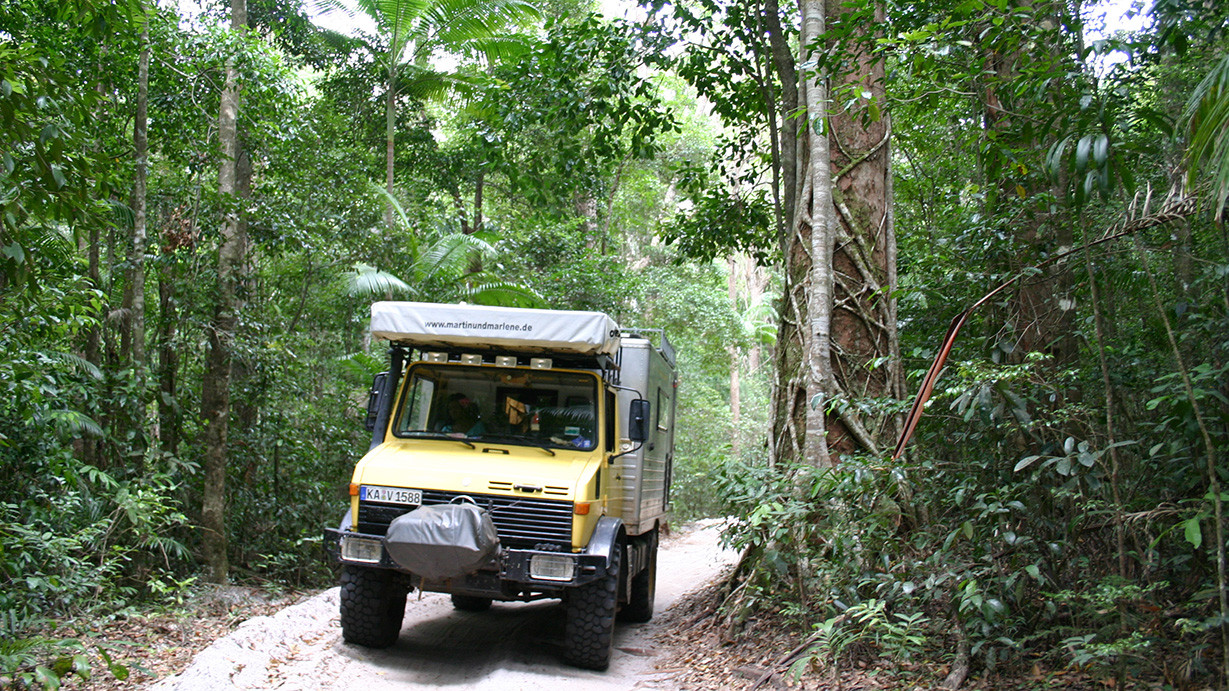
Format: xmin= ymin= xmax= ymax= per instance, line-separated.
xmin=338 ymin=351 xmax=386 ymax=379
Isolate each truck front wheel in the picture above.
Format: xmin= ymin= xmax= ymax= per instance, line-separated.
xmin=562 ymin=546 xmax=621 ymax=670
xmin=339 ymin=565 xmax=407 ymax=648
xmin=618 ymin=527 xmax=658 ymax=623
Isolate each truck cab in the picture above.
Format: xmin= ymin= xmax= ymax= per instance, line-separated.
xmin=324 ymin=302 xmax=677 ymax=670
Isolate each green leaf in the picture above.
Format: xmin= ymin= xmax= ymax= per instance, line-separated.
xmin=1092 ymin=134 xmax=1108 ymax=167
xmin=3 ymin=242 xmax=25 ymax=264
xmin=1184 ymin=517 xmax=1202 ymax=549
xmin=962 ymin=520 xmax=973 ymax=539
xmin=1056 ymin=457 xmax=1072 ymax=475
xmin=34 ymin=666 xmax=60 ymax=689
xmin=1014 ymin=455 xmax=1040 ymax=472
xmin=1075 ymin=135 xmax=1091 ymax=173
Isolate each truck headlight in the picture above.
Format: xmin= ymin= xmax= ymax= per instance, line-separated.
xmin=529 ymin=553 xmax=575 ymax=581
xmin=342 ymin=535 xmax=383 ymax=563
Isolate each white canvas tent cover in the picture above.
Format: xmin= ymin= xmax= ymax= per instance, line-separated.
xmin=370 ymin=302 xmax=621 ymax=356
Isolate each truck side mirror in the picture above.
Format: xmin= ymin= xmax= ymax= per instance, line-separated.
xmin=364 ymin=372 xmax=389 ymax=432
xmin=628 ymin=399 xmax=650 ymax=442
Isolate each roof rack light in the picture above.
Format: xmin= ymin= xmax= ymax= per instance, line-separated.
xmin=530 ymin=358 xmax=553 ymax=370
xmin=461 ymin=354 xmax=483 ymax=365
xmin=424 ymin=352 xmax=448 ymax=362
xmin=496 ymin=356 xmax=518 ymax=367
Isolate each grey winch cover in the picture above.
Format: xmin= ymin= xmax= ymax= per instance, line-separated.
xmin=383 ymin=503 xmax=500 ymax=581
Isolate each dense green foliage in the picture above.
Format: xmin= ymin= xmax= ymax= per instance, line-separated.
xmin=685 ymin=0 xmax=1229 ymax=685
xmin=2 ymin=0 xmax=1229 ymax=686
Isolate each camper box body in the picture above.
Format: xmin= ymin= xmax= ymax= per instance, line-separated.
xmin=613 ymin=337 xmax=676 ymax=535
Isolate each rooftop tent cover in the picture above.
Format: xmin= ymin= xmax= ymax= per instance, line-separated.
xmin=369 ymin=302 xmax=621 ymax=356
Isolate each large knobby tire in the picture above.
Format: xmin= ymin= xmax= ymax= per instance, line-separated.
xmin=618 ymin=528 xmax=658 ymax=624
xmin=450 ymin=594 xmax=493 ymax=612
xmin=339 ymin=565 xmax=407 ymax=649
xmin=562 ymin=546 xmax=621 ymax=670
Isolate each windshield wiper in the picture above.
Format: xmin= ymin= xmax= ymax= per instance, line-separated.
xmin=403 ymin=431 xmax=476 ymax=449
xmin=476 ymin=433 xmax=557 ymax=456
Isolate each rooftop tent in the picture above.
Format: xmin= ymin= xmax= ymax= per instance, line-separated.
xmin=369 ymin=302 xmax=622 ymax=356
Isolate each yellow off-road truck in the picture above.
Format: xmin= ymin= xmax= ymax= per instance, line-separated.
xmin=324 ymin=301 xmax=677 ymax=670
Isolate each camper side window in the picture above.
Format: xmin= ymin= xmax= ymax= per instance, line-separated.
xmin=656 ymin=388 xmax=671 ymax=432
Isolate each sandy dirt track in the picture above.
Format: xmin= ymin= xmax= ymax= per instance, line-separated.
xmin=151 ymin=521 xmax=736 ymax=690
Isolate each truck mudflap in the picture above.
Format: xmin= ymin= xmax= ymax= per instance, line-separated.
xmin=323 ymin=515 xmax=624 ymax=589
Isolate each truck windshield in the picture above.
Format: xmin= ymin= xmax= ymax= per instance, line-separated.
xmin=392 ymin=364 xmax=599 ymax=451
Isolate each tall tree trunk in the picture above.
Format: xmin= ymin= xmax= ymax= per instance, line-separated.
xmin=801 ymin=0 xmax=835 ymax=467
xmin=200 ymin=0 xmax=247 ymax=584
xmin=771 ymin=0 xmax=897 ymax=467
xmin=130 ymin=16 xmax=149 ymax=379
xmin=763 ymin=0 xmax=798 ymax=241
xmin=979 ymin=1 xmax=1076 ymax=366
xmin=232 ymin=150 xmax=257 ymax=434
xmin=158 ymin=264 xmax=180 ymax=457
xmin=384 ymin=50 xmax=398 ymax=231
xmin=83 ymin=213 xmax=102 ymax=469
xmin=823 ymin=0 xmax=897 ymax=455
xmin=729 ymin=257 xmax=742 ymax=460
xmin=768 ymin=0 xmax=809 ymax=468
xmin=118 ymin=11 xmax=151 ymax=466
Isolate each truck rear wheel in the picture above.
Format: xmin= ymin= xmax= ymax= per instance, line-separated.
xmin=619 ymin=528 xmax=658 ymax=623
xmin=339 ymin=565 xmax=406 ymax=649
xmin=450 ymin=594 xmax=493 ymax=611
xmin=562 ymin=546 xmax=621 ymax=670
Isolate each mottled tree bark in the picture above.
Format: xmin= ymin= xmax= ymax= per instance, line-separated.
xmin=823 ymin=0 xmax=899 ymax=455
xmin=729 ymin=258 xmax=742 ymax=460
xmin=771 ymin=0 xmax=898 ymax=467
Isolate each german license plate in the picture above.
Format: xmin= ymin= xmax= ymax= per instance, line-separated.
xmin=360 ymin=485 xmax=422 ymax=505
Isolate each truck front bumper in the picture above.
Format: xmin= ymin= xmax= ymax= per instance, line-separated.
xmin=323 ymin=527 xmax=609 ymax=588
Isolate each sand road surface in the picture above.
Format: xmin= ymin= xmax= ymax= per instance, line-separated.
xmin=152 ymin=521 xmax=736 ymax=690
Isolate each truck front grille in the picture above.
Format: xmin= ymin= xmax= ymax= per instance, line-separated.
xmin=357 ymin=490 xmax=573 ymax=549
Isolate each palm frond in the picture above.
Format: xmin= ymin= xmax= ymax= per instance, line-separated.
xmin=424 ymin=0 xmax=539 ymax=49
xmin=43 ymin=409 xmax=104 ymax=438
xmin=367 ymin=182 xmax=420 ymax=260
xmin=106 ymin=199 xmax=135 ymax=229
xmin=307 ymin=0 xmax=351 ymax=17
xmin=355 ymin=0 xmax=431 ymax=42
xmin=741 ymin=301 xmax=778 ymax=346
xmin=459 ymin=281 xmax=546 ymax=308
xmin=24 ymin=223 xmax=76 ymax=270
xmin=417 ymin=232 xmax=494 ymax=281
xmin=1181 ymin=54 xmax=1229 ymax=218
xmin=45 ymin=350 xmax=104 ymax=381
xmin=394 ymin=64 xmax=477 ymax=102
xmin=451 ymin=34 xmax=535 ymax=63
xmin=367 ymin=180 xmax=411 ymax=229
xmin=344 ymin=262 xmax=414 ymax=298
